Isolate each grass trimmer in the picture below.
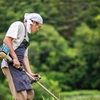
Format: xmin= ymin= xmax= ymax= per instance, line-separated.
xmin=0 ymin=44 xmax=59 ymax=100
xmin=0 ymin=44 xmax=12 ymax=61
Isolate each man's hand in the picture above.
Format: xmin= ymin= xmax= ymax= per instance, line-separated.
xmin=13 ymin=58 xmax=20 ymax=68
xmin=31 ymin=73 xmax=41 ymax=80
xmin=30 ymin=73 xmax=41 ymax=83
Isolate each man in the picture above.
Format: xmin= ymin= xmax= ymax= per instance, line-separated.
xmin=1 ymin=13 xmax=43 ymax=100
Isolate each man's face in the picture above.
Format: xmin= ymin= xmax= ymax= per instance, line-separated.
xmin=31 ymin=21 xmax=42 ymax=34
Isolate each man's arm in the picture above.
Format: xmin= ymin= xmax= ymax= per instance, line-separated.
xmin=3 ymin=36 xmax=20 ymax=68
xmin=23 ymin=56 xmax=38 ymax=77
xmin=23 ymin=56 xmax=33 ymax=74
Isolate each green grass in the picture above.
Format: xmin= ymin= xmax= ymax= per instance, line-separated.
xmin=60 ymin=90 xmax=100 ymax=100
xmin=42 ymin=90 xmax=100 ymax=100
xmin=42 ymin=95 xmax=100 ymax=100
xmin=60 ymin=90 xmax=100 ymax=96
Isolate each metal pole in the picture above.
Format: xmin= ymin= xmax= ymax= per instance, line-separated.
xmin=25 ymin=71 xmax=60 ymax=100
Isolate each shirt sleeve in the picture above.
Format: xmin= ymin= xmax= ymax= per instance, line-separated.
xmin=6 ymin=22 xmax=20 ymax=39
xmin=24 ymin=48 xmax=28 ymax=57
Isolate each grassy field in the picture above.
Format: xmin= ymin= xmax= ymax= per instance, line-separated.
xmin=65 ymin=95 xmax=100 ymax=100
xmin=59 ymin=90 xmax=100 ymax=100
xmin=42 ymin=96 xmax=100 ymax=100
xmin=42 ymin=90 xmax=100 ymax=100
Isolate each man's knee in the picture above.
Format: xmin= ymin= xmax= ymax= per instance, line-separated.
xmin=27 ymin=90 xmax=34 ymax=100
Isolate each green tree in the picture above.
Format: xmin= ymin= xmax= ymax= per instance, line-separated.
xmin=0 ymin=1 xmax=100 ymax=99
xmin=66 ymin=22 xmax=100 ymax=89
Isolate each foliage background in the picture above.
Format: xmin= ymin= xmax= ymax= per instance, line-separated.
xmin=0 ymin=0 xmax=100 ymax=100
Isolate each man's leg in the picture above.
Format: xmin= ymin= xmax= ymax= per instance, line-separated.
xmin=27 ymin=90 xmax=34 ymax=100
xmin=2 ymin=67 xmax=34 ymax=100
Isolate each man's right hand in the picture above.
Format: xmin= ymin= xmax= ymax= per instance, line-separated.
xmin=13 ymin=58 xmax=20 ymax=68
